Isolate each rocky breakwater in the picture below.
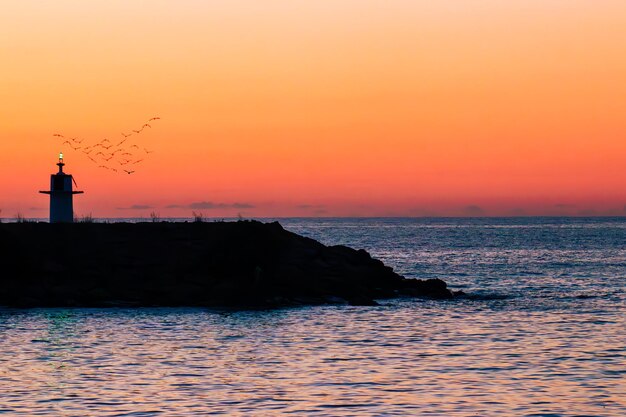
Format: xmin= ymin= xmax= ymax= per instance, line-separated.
xmin=0 ymin=221 xmax=455 ymax=308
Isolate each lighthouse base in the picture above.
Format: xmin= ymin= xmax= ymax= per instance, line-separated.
xmin=50 ymin=193 xmax=74 ymax=223
xmin=39 ymin=190 xmax=84 ymax=223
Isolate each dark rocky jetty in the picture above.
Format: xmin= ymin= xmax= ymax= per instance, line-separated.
xmin=0 ymin=221 xmax=454 ymax=308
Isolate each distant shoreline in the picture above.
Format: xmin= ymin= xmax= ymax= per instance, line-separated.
xmin=2 ymin=215 xmax=625 ymax=223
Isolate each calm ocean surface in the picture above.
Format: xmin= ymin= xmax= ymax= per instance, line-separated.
xmin=1 ymin=217 xmax=624 ymax=416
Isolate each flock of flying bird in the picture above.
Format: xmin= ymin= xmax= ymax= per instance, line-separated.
xmin=52 ymin=116 xmax=160 ymax=174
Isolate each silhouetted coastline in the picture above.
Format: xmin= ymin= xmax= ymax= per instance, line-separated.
xmin=0 ymin=220 xmax=454 ymax=308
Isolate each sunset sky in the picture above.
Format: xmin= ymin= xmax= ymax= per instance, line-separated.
xmin=1 ymin=1 xmax=625 ymax=218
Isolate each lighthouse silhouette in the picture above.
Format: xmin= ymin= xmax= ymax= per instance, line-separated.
xmin=39 ymin=153 xmax=84 ymax=223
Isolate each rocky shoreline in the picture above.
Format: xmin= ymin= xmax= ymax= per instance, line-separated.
xmin=0 ymin=220 xmax=456 ymax=308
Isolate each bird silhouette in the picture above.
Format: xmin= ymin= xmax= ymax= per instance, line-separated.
xmin=53 ymin=116 xmax=160 ymax=173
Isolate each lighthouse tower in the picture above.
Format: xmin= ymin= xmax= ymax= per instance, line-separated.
xmin=39 ymin=153 xmax=84 ymax=223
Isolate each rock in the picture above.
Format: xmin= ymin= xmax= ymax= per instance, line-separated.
xmin=0 ymin=221 xmax=457 ymax=308
xmin=346 ymin=295 xmax=380 ymax=306
xmin=399 ymin=278 xmax=455 ymax=299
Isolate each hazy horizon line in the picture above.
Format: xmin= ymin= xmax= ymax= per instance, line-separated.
xmin=2 ymin=215 xmax=626 ymax=220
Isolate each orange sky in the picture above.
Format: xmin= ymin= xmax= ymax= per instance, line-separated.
xmin=1 ymin=1 xmax=625 ymax=218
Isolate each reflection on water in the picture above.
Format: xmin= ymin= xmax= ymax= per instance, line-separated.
xmin=1 ymin=218 xmax=625 ymax=416
xmin=0 ymin=304 xmax=624 ymax=416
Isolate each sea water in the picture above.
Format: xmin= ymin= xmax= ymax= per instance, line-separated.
xmin=0 ymin=217 xmax=624 ymax=416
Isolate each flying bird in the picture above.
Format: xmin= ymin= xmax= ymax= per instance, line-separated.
xmin=124 ymin=170 xmax=135 ymax=174
xmin=53 ymin=116 xmax=160 ymax=168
